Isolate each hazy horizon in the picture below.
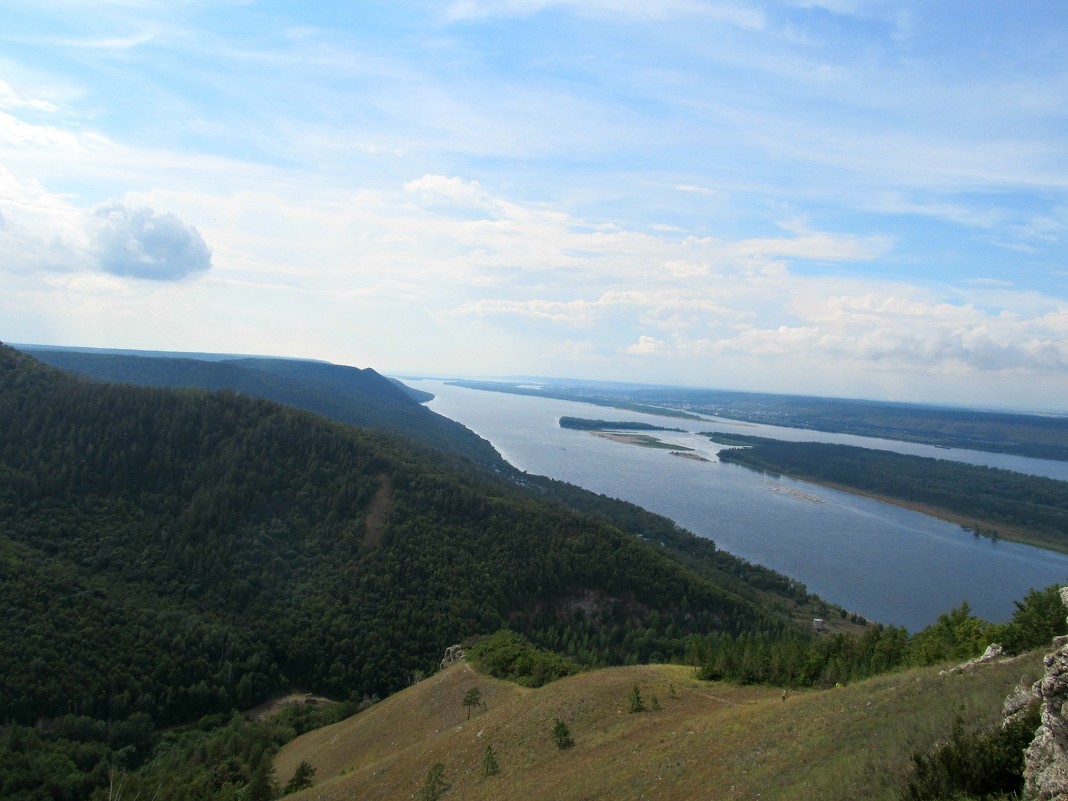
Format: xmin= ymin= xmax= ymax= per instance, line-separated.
xmin=1 ymin=2 xmax=1066 ymax=411
xmin=13 ymin=340 xmax=1068 ymax=418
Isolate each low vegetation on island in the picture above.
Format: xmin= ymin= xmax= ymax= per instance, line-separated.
xmin=558 ymin=416 xmax=683 ymax=433
xmin=559 ymin=416 xmax=695 ymax=451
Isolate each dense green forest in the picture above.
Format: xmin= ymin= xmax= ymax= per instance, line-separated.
xmin=20 ymin=347 xmax=505 ymax=470
xmin=16 ymin=347 xmax=817 ymax=616
xmin=710 ymin=433 xmax=1068 ymax=552
xmin=450 ymin=379 xmax=1068 ymax=461
xmin=690 ymin=585 xmax=1066 ymax=689
xmin=0 ymin=345 xmax=798 ymax=798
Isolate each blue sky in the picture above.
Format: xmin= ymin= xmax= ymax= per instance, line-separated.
xmin=1 ymin=1 xmax=1066 ymax=410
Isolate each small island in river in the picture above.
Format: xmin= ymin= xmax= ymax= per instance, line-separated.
xmin=561 ymin=417 xmax=696 ymax=452
xmin=560 ymin=416 xmax=685 ymax=432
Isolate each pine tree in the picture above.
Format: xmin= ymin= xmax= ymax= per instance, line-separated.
xmin=481 ymin=744 xmax=500 ymax=777
xmin=421 ymin=762 xmax=450 ymax=801
xmin=284 ymin=760 xmax=316 ymax=793
xmin=462 ymin=687 xmax=483 ymax=721
xmin=247 ymin=753 xmax=277 ymax=801
xmin=628 ymin=685 xmax=645 ymax=713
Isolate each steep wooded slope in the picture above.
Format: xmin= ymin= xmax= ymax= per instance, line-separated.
xmin=16 ymin=345 xmax=814 ymax=612
xmin=0 ymin=345 xmax=786 ymax=731
xmin=18 ymin=346 xmax=503 ymax=468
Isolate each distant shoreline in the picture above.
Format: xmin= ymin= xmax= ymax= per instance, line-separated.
xmin=795 ymin=478 xmax=1064 ymax=555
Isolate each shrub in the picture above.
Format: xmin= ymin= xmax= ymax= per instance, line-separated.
xmin=467 ymin=630 xmax=580 ymax=687
xmin=899 ymin=703 xmax=1040 ymax=801
xmin=552 ymin=719 xmax=574 ymax=750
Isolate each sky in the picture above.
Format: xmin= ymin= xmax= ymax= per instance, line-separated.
xmin=1 ymin=1 xmax=1067 ymax=411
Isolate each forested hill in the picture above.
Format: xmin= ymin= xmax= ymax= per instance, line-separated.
xmin=0 ymin=344 xmax=791 ymax=735
xmin=16 ymin=346 xmax=814 ymax=609
xmin=17 ymin=346 xmax=504 ymax=469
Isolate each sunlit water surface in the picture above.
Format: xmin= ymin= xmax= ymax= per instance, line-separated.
xmin=417 ymin=380 xmax=1068 ymax=630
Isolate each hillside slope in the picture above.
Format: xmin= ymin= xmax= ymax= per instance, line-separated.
xmin=276 ymin=656 xmax=1043 ymax=801
xmin=17 ymin=346 xmax=505 ymax=468
xmin=15 ymin=344 xmax=823 ymax=617
xmin=0 ymin=344 xmax=788 ymax=730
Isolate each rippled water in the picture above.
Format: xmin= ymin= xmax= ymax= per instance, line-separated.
xmin=418 ymin=380 xmax=1068 ymax=630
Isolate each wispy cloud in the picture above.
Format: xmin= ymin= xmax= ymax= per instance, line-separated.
xmin=0 ymin=1 xmax=1066 ymax=408
xmin=445 ymin=0 xmax=765 ymax=28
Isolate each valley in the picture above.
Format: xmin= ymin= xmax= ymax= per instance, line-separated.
xmin=2 ymin=344 xmax=1066 ymax=800
xmin=422 ymin=380 xmax=1068 ymax=631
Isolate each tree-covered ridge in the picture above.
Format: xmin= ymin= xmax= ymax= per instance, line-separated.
xmin=18 ymin=346 xmax=505 ymax=469
xmin=17 ymin=345 xmax=826 ymax=617
xmin=0 ymin=345 xmax=786 ymax=726
xmin=709 ymin=433 xmax=1068 ymax=552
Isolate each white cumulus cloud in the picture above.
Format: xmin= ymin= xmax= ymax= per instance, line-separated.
xmin=90 ymin=201 xmax=212 ymax=281
xmin=624 ymin=335 xmax=665 ymax=355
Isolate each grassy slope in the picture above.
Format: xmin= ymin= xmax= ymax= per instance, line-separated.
xmin=275 ymin=656 xmax=1041 ymax=801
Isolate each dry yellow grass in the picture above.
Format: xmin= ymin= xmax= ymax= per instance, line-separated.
xmin=274 ymin=654 xmax=1042 ymax=801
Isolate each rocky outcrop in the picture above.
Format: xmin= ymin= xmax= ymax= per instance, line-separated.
xmin=440 ymin=644 xmax=465 ymax=670
xmin=1003 ymin=681 xmax=1040 ymax=730
xmin=940 ymin=643 xmax=1005 ymax=676
xmin=1024 ymin=587 xmax=1068 ymax=801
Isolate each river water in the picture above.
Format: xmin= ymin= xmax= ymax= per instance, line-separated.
xmin=414 ymin=379 xmax=1068 ymax=631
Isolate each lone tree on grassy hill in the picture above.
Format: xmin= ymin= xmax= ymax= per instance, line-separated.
xmin=284 ymin=760 xmax=316 ymax=794
xmin=628 ymin=685 xmax=645 ymax=713
xmin=421 ymin=762 xmax=451 ymax=801
xmin=481 ymin=744 xmax=500 ymax=778
xmin=552 ymin=719 xmax=574 ymax=750
xmin=463 ymin=687 xmax=483 ymax=720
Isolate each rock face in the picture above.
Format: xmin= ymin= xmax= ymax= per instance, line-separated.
xmin=1024 ymin=587 xmax=1068 ymax=801
xmin=1004 ymin=681 xmax=1040 ymax=730
xmin=940 ymin=642 xmax=1006 ymax=676
xmin=440 ymin=644 xmax=465 ymax=670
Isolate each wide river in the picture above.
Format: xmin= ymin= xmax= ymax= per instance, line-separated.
xmin=414 ymin=379 xmax=1068 ymax=631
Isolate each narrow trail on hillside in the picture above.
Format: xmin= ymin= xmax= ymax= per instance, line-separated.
xmin=688 ymin=690 xmax=747 ymax=706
